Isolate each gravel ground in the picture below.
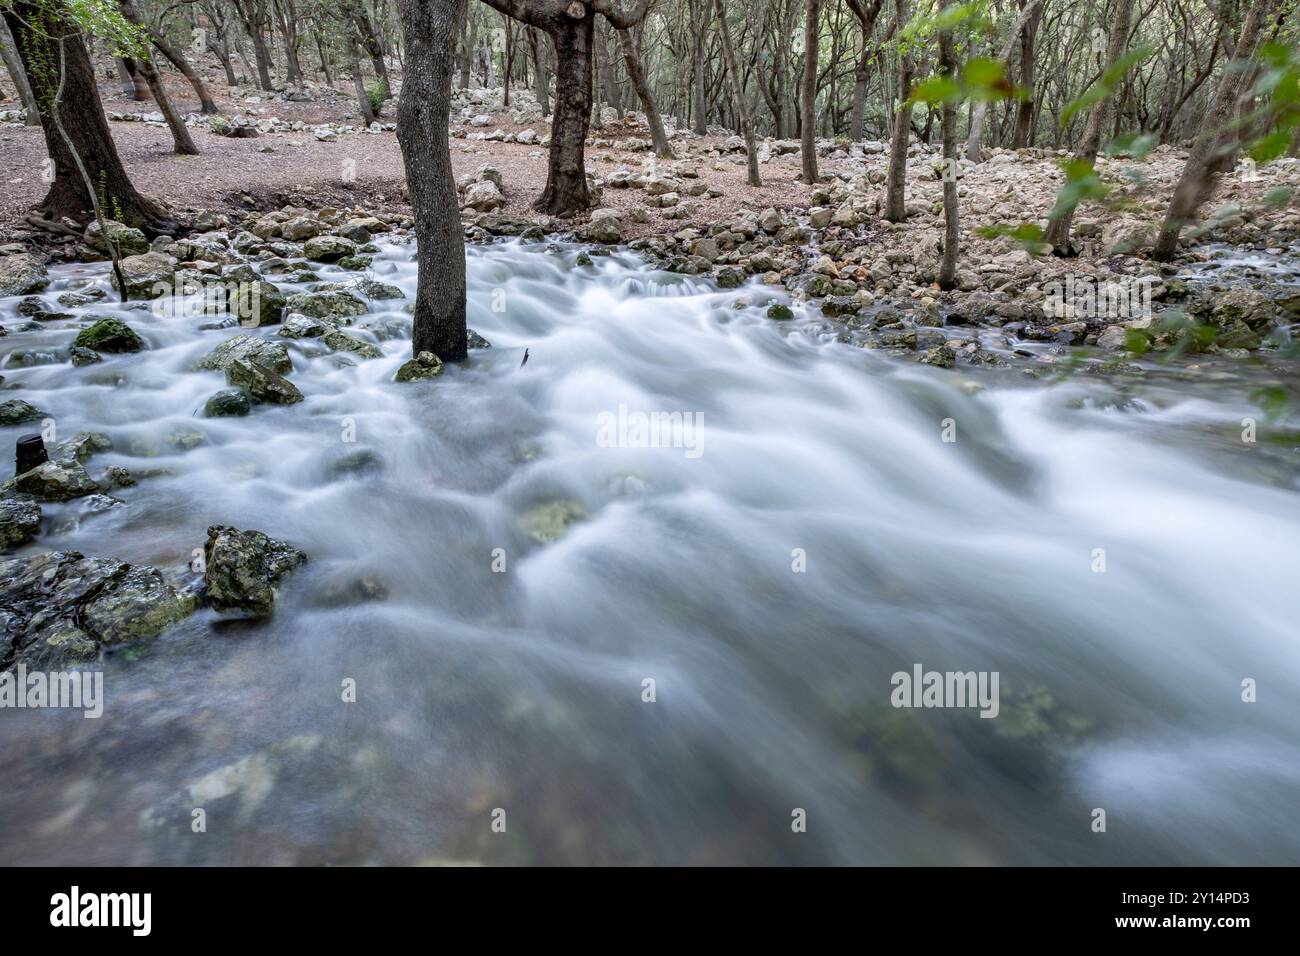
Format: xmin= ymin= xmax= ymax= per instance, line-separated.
xmin=4 ymin=65 xmax=1294 ymax=259
xmin=0 ymin=68 xmax=814 ymax=238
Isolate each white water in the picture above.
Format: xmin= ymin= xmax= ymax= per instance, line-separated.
xmin=1 ymin=238 xmax=1297 ymax=865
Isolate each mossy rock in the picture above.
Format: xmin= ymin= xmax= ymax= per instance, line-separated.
xmin=518 ymin=500 xmax=588 ymax=544
xmin=395 ymin=351 xmax=444 ymax=382
xmin=74 ymin=317 xmax=145 ymax=353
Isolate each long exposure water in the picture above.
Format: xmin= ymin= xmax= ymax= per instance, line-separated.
xmin=1 ymin=237 xmax=1297 ymax=864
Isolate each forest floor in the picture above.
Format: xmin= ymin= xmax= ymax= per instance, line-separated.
xmin=3 ymin=69 xmax=1299 ymax=261
xmin=4 ymin=68 xmax=1300 ymax=370
xmin=0 ymin=71 xmax=804 ymax=238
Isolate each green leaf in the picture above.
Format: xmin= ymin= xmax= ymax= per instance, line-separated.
xmin=1105 ymin=132 xmax=1158 ymax=159
xmin=1251 ymin=385 xmax=1291 ymax=421
xmin=1124 ymin=329 xmax=1152 ymax=356
xmin=963 ymin=57 xmax=1004 ymax=89
xmin=1061 ymin=47 xmax=1152 ymax=125
xmin=974 ymin=222 xmax=1049 ymax=255
xmin=1046 ymin=159 xmax=1110 ymax=220
xmin=1249 ymin=129 xmax=1291 ymax=164
xmin=907 ymin=75 xmax=964 ymax=106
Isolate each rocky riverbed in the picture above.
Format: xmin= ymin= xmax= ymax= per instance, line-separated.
xmin=0 ymin=188 xmax=1298 ymax=865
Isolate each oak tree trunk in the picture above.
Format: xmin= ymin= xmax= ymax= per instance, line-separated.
xmin=0 ymin=18 xmax=40 ymax=125
xmin=1152 ymin=0 xmax=1271 ymax=261
xmin=938 ymin=25 xmax=958 ymax=290
xmin=117 ymin=0 xmax=200 ymax=155
xmin=149 ymin=26 xmax=220 ymax=114
xmin=539 ymin=9 xmax=594 ymax=215
xmin=3 ymin=1 xmax=171 ymax=231
xmin=616 ymin=26 xmax=671 ymax=158
xmin=395 ymin=0 xmax=468 ymax=362
xmin=884 ymin=0 xmax=912 ymax=222
xmin=1043 ymin=0 xmax=1134 ymax=255
xmin=713 ymin=0 xmax=760 ymax=185
xmin=800 ymin=0 xmax=820 ymax=183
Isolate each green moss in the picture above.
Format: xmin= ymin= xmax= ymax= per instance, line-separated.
xmin=74 ymin=317 xmax=144 ymax=353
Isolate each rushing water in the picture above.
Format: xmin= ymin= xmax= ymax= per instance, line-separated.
xmin=1 ymin=237 xmax=1298 ymax=865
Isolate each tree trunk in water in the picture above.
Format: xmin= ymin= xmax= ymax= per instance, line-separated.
xmin=884 ymin=0 xmax=912 ymax=222
xmin=616 ymin=27 xmax=671 ymax=158
xmin=1152 ymin=0 xmax=1271 ymax=261
xmin=4 ymin=2 xmax=170 ymax=231
xmin=0 ymin=19 xmax=40 ymax=125
xmin=540 ymin=10 xmax=594 ymax=215
xmin=1043 ymin=0 xmax=1134 ymax=255
xmin=938 ymin=25 xmax=958 ymax=290
xmin=395 ymin=0 xmax=468 ymax=362
xmin=800 ymin=0 xmax=820 ymax=183
xmin=713 ymin=0 xmax=760 ymax=185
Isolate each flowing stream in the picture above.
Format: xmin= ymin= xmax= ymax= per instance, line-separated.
xmin=1 ymin=237 xmax=1298 ymax=865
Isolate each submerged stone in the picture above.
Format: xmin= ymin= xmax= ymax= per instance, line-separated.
xmin=195 ymin=334 xmax=292 ymax=374
xmin=225 ymin=358 xmax=304 ymax=405
xmin=322 ymin=329 xmax=381 ymax=359
xmin=204 ymin=388 xmax=252 ymax=417
xmin=70 ymin=346 xmax=103 ymax=366
xmin=0 ymin=550 xmax=195 ymax=670
xmin=394 ymin=350 xmax=443 ymax=382
xmin=277 ymin=313 xmax=333 ymax=339
xmin=74 ymin=317 xmax=145 ymax=353
xmin=518 ymin=500 xmax=588 ymax=544
xmin=0 ymin=496 xmax=40 ymax=549
xmin=203 ymin=525 xmax=307 ymax=616
xmin=6 ymin=460 xmax=99 ymax=502
xmin=0 ymin=399 xmax=44 ymax=426
xmin=285 ymin=290 xmax=368 ymax=320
